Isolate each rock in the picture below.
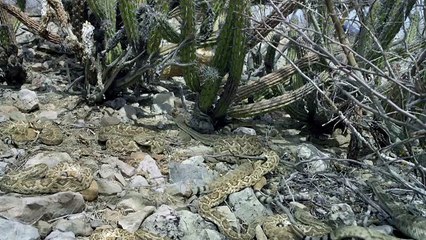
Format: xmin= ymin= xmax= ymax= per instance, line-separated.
xmin=228 ymin=188 xmax=271 ymax=225
xmin=128 ymin=175 xmax=149 ymax=189
xmin=0 ymin=105 xmax=26 ymax=121
xmin=330 ymin=203 xmax=356 ymax=225
xmin=117 ymin=193 xmax=153 ymax=212
xmin=15 ymin=89 xmax=39 ymax=112
xmin=118 ymin=207 xmax=156 ymax=232
xmin=104 ymin=97 xmax=126 ymax=110
xmin=99 ymin=116 xmax=121 ymax=126
xmin=151 ymin=92 xmax=175 ymax=114
xmin=115 ymin=159 xmax=136 ymax=177
xmin=136 ymin=154 xmax=165 ymax=186
xmin=177 ymin=210 xmax=219 ymax=239
xmin=96 ymin=179 xmax=123 ymax=195
xmin=0 ymin=192 xmax=86 ymax=223
xmin=0 ymin=161 xmax=8 ymax=175
xmin=25 ymin=152 xmax=73 ymax=167
xmin=98 ymin=164 xmax=117 ymax=179
xmin=54 ymin=218 xmax=92 ymax=237
xmin=0 ymin=218 xmax=40 ymax=240
xmin=44 ymin=230 xmax=76 ymax=240
xmin=36 ymin=220 xmax=52 ymax=238
xmin=31 ymin=63 xmax=46 ymax=71
xmin=233 ymin=127 xmax=256 ymax=136
xmin=38 ymin=110 xmax=58 ymax=120
xmin=141 ymin=205 xmax=182 ymax=239
xmin=81 ymin=180 xmax=99 ymax=202
xmin=296 ymin=144 xmax=329 ymax=173
xmin=169 ymin=157 xmax=217 ymax=188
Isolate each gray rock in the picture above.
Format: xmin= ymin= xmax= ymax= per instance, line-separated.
xmin=99 ymin=116 xmax=121 ymax=126
xmin=115 ymin=159 xmax=136 ymax=177
xmin=136 ymin=154 xmax=165 ymax=186
xmin=177 ymin=210 xmax=220 ymax=239
xmin=228 ymin=188 xmax=271 ymax=225
xmin=0 ymin=161 xmax=8 ymax=175
xmin=330 ymin=203 xmax=356 ymax=226
xmin=169 ymin=158 xmax=217 ymax=188
xmin=53 ymin=218 xmax=92 ymax=237
xmin=44 ymin=230 xmax=76 ymax=240
xmin=151 ymin=92 xmax=175 ymax=114
xmin=296 ymin=144 xmax=329 ymax=173
xmin=0 ymin=192 xmax=86 ymax=223
xmin=96 ymin=179 xmax=123 ymax=195
xmin=38 ymin=111 xmax=58 ymax=120
xmin=0 ymin=218 xmax=40 ymax=240
xmin=98 ymin=164 xmax=117 ymax=179
xmin=36 ymin=220 xmax=52 ymax=238
xmin=15 ymin=89 xmax=39 ymax=112
xmin=128 ymin=175 xmax=149 ymax=189
xmin=141 ymin=205 xmax=182 ymax=239
xmin=117 ymin=193 xmax=154 ymax=212
xmin=118 ymin=208 xmax=156 ymax=232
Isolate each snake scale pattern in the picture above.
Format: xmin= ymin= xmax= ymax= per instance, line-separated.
xmin=0 ymin=161 xmax=93 ymax=194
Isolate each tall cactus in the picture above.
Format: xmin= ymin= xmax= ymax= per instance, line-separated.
xmin=180 ymin=0 xmax=199 ymax=92
xmin=212 ymin=0 xmax=249 ymax=118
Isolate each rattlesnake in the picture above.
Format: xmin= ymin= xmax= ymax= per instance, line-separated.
xmin=89 ymin=228 xmax=170 ymax=240
xmin=97 ymin=124 xmax=166 ymax=154
xmin=0 ymin=120 xmax=64 ymax=146
xmin=0 ymin=161 xmax=93 ymax=194
xmin=198 ymin=149 xmax=280 ymax=240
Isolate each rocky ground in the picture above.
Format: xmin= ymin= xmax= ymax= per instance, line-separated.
xmin=0 ymin=25 xmax=424 ymax=240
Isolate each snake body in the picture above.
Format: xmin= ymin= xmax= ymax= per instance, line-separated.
xmin=0 ymin=162 xmax=93 ymax=194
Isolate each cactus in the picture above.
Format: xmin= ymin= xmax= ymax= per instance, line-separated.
xmin=212 ymin=0 xmax=249 ymax=118
xmin=87 ymin=0 xmax=122 ymax=64
xmin=179 ymin=0 xmax=199 ymax=92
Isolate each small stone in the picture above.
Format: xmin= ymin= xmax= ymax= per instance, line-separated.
xmin=98 ymin=164 xmax=116 ymax=179
xmin=118 ymin=208 xmax=156 ymax=232
xmin=128 ymin=175 xmax=149 ymax=189
xmin=96 ymin=179 xmax=123 ymax=195
xmin=15 ymin=89 xmax=39 ymax=112
xmin=233 ymin=127 xmax=256 ymax=135
xmin=36 ymin=220 xmax=52 ymax=238
xmin=151 ymin=92 xmax=175 ymax=114
xmin=81 ymin=180 xmax=99 ymax=202
xmin=116 ymin=160 xmax=136 ymax=177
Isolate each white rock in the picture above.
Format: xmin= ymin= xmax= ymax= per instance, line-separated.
xmin=15 ymin=89 xmax=39 ymax=112
xmin=233 ymin=127 xmax=256 ymax=135
xmin=136 ymin=154 xmax=165 ymax=186
xmin=129 ymin=175 xmax=149 ymax=189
